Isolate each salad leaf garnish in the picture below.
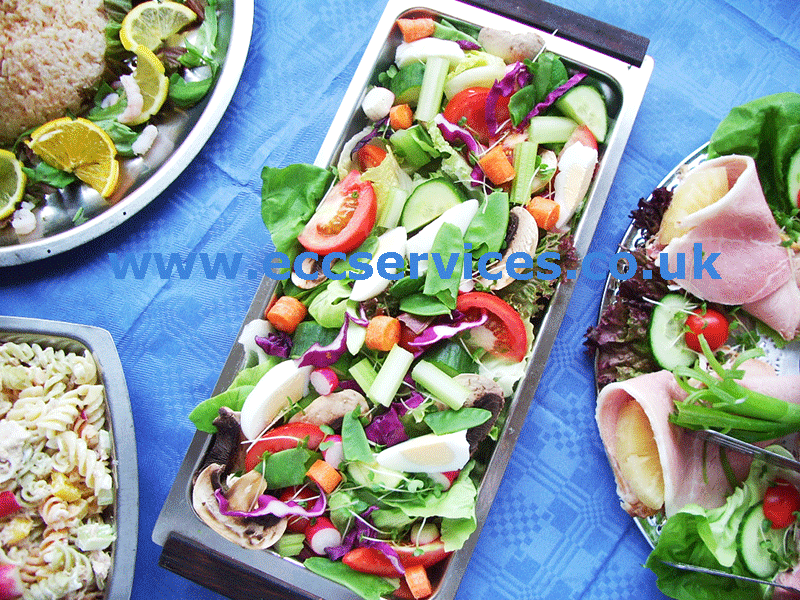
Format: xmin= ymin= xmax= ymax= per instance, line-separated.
xmin=423 ymin=222 xmax=464 ymax=310
xmin=303 ymin=557 xmax=399 ymax=600
xmin=342 ymin=408 xmax=374 ymax=464
xmin=424 ymin=407 xmax=491 ymax=435
xmin=463 ymin=191 xmax=509 ymax=258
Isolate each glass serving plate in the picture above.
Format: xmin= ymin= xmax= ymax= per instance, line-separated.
xmin=0 ymin=0 xmax=254 ymax=266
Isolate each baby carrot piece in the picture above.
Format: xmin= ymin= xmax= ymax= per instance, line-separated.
xmin=525 ymin=195 xmax=560 ymax=230
xmin=306 ymin=459 xmax=342 ymax=494
xmin=396 ymin=18 xmax=436 ymax=43
xmin=266 ymin=296 xmax=307 ymax=334
xmin=404 ymin=564 xmax=433 ymax=599
xmin=389 ymin=104 xmax=414 ymax=130
xmin=365 ymin=315 xmax=401 ymax=352
xmin=478 ymin=145 xmax=515 ymax=185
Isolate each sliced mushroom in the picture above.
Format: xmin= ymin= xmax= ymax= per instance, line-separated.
xmin=225 ymin=469 xmax=268 ymax=513
xmin=289 ymin=389 xmax=369 ymax=429
xmin=465 ymin=392 xmax=505 ymax=454
xmin=454 ymin=373 xmax=505 ymax=407
xmin=192 ymin=464 xmax=286 ymax=550
xmin=476 ymin=206 xmax=539 ymax=290
xmin=290 ymin=256 xmax=328 ymax=289
xmin=477 ymin=28 xmax=545 ymax=63
xmin=195 ymin=407 xmax=244 ymax=484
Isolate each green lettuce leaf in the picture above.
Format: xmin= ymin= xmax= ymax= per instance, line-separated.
xmin=303 ymin=558 xmax=399 ymax=600
xmin=260 ymin=164 xmax=334 ymax=260
xmin=707 ymin=92 xmax=800 ymax=213
xmin=308 ymin=280 xmax=352 ymax=329
xmin=464 ymin=191 xmax=509 ymax=258
xmin=423 ymin=222 xmax=463 ymax=310
xmin=440 ymin=516 xmax=476 ymax=552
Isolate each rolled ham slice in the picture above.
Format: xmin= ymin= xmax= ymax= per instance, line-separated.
xmin=660 ymin=155 xmax=800 ymax=340
xmin=596 ymin=370 xmax=800 ymax=518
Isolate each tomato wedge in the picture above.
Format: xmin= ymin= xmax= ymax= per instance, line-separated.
xmin=342 ymin=541 xmax=451 ymax=577
xmin=763 ymin=480 xmax=800 ymax=529
xmin=684 ymin=307 xmax=729 ymax=353
xmin=244 ymin=423 xmax=325 ymax=472
xmin=443 ymin=87 xmax=511 ymax=144
xmin=456 ymin=291 xmax=527 ymax=362
xmin=356 ymin=143 xmax=388 ymax=171
xmin=298 ymin=170 xmax=377 ymax=255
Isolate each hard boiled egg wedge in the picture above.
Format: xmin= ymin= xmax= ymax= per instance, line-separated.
xmin=553 ymin=142 xmax=597 ymax=232
xmin=349 ymin=226 xmax=407 ymax=302
xmin=240 ymin=361 xmax=312 ymax=440
xmin=375 ymin=430 xmax=470 ymax=473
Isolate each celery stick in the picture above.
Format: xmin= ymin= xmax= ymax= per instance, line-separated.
xmin=275 ymin=533 xmax=305 ymax=557
xmin=368 ymin=345 xmax=414 ymax=407
xmin=510 ymin=140 xmax=539 ymax=205
xmin=411 ymin=360 xmax=469 ymax=410
xmin=415 ymin=56 xmax=450 ymax=123
xmin=349 ymin=358 xmax=377 ymax=392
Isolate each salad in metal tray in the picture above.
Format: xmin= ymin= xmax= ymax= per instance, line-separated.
xmin=587 ymin=92 xmax=800 ymax=600
xmin=188 ymin=14 xmax=613 ymax=600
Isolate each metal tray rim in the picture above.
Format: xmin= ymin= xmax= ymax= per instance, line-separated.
xmin=0 ymin=315 xmax=139 ymax=600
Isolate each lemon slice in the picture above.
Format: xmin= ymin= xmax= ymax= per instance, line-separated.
xmin=27 ymin=118 xmax=119 ymax=198
xmin=0 ymin=149 xmax=27 ymax=219
xmin=129 ymin=45 xmax=169 ymax=125
xmin=120 ymin=0 xmax=198 ymax=52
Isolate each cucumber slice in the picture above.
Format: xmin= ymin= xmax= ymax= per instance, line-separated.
xmin=391 ymin=62 xmax=425 ymax=105
xmin=401 ymin=178 xmax=464 ymax=232
xmin=738 ymin=502 xmax=789 ymax=578
xmin=555 ymin=85 xmax=608 ymax=143
xmin=788 ymin=147 xmax=800 ymax=208
xmin=648 ymin=293 xmax=696 ymax=370
xmin=527 ymin=116 xmax=578 ymax=145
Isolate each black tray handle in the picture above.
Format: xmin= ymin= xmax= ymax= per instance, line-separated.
xmin=160 ymin=533 xmax=320 ymax=600
xmin=461 ymin=0 xmax=649 ymax=67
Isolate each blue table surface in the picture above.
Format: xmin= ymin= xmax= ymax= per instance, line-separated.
xmin=3 ymin=0 xmax=799 ymax=598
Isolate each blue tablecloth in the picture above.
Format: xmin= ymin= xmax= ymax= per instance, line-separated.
xmin=2 ymin=0 xmax=799 ymax=598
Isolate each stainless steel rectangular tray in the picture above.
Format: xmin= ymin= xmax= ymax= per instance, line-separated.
xmin=0 ymin=316 xmax=138 ymax=600
xmin=153 ymin=0 xmax=654 ymax=598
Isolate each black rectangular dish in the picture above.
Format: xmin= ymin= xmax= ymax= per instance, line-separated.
xmin=153 ymin=1 xmax=653 ymax=598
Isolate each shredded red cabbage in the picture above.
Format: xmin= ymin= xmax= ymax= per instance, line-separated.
xmin=486 ymin=62 xmax=531 ymax=136
xmin=397 ymin=391 xmax=425 ymax=416
xmin=520 ymin=72 xmax=587 ymax=126
xmin=407 ymin=310 xmax=488 ymax=353
xmin=214 ymin=484 xmax=326 ymax=519
xmin=435 ymin=113 xmax=480 ymax=155
xmin=352 ymin=117 xmax=391 ymax=154
xmin=456 ymin=40 xmax=481 ymax=51
xmin=297 ymin=312 xmax=365 ymax=368
xmin=255 ymin=332 xmax=292 ymax=358
xmin=339 ymin=378 xmax=365 ymax=395
xmin=364 ymin=404 xmax=408 ymax=447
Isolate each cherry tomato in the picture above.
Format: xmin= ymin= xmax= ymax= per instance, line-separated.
xmin=763 ymin=480 xmax=800 ymax=529
xmin=560 ymin=124 xmax=598 ymax=158
xmin=684 ymin=307 xmax=729 ymax=353
xmin=279 ymin=486 xmax=319 ymax=533
xmin=456 ymin=292 xmax=527 ymax=362
xmin=342 ymin=541 xmax=451 ymax=577
xmin=298 ymin=170 xmax=377 ymax=255
xmin=244 ymin=423 xmax=325 ymax=472
xmin=443 ymin=87 xmax=511 ymax=144
xmin=356 ymin=143 xmax=387 ymax=171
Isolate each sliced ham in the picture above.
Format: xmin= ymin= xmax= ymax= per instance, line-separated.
xmin=596 ymin=370 xmax=800 ymax=518
xmin=661 ymin=155 xmax=799 ymax=339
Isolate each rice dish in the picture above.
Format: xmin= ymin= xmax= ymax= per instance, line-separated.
xmin=0 ymin=0 xmax=108 ymax=144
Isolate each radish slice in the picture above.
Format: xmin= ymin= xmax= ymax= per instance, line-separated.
xmin=0 ymin=492 xmax=20 ymax=518
xmin=321 ymin=434 xmax=344 ymax=469
xmin=0 ymin=562 xmax=23 ymax=600
xmin=305 ymin=516 xmax=342 ymax=555
xmin=410 ymin=522 xmax=440 ymax=545
xmin=429 ymin=471 xmax=459 ymax=490
xmin=310 ymin=367 xmax=339 ymax=396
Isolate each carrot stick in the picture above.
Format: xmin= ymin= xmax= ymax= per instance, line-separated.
xmin=266 ymin=296 xmax=307 ymax=334
xmin=365 ymin=316 xmax=401 ymax=352
xmin=305 ymin=459 xmax=342 ymax=494
xmin=525 ymin=195 xmax=560 ymax=230
xmin=389 ymin=104 xmax=414 ymax=130
xmin=478 ymin=145 xmax=515 ymax=185
xmin=396 ymin=18 xmax=436 ymax=43
xmin=404 ymin=564 xmax=433 ymax=599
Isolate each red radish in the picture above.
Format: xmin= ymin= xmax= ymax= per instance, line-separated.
xmin=321 ymin=434 xmax=344 ymax=469
xmin=429 ymin=471 xmax=459 ymax=491
xmin=559 ymin=124 xmax=598 ymax=158
xmin=305 ymin=517 xmax=342 ymax=555
xmin=410 ymin=522 xmax=440 ymax=546
xmin=0 ymin=562 xmax=23 ymax=600
xmin=279 ymin=486 xmax=319 ymax=534
xmin=0 ymin=492 xmax=20 ymax=518
xmin=310 ymin=367 xmax=339 ymax=396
